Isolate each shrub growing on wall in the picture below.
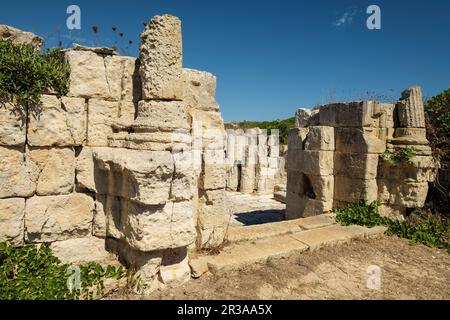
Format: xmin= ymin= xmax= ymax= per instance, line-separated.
xmin=0 ymin=39 xmax=70 ymax=107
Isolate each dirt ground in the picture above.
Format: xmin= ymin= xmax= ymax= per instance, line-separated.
xmin=108 ymin=236 xmax=450 ymax=300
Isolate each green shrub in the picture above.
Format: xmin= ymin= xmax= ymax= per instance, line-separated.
xmin=0 ymin=39 xmax=70 ymax=107
xmin=425 ymin=88 xmax=450 ymax=163
xmin=334 ymin=200 xmax=387 ymax=227
xmin=0 ymin=242 xmax=127 ymax=300
xmin=334 ymin=200 xmax=450 ymax=251
xmin=382 ymin=146 xmax=416 ymax=165
xmin=225 ymin=117 xmax=295 ymax=145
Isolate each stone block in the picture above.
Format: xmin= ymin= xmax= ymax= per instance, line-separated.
xmin=306 ymin=174 xmax=334 ymax=203
xmin=75 ymin=147 xmax=96 ymax=192
xmin=95 ymin=195 xmax=125 ymax=240
xmin=25 ymin=194 xmax=95 ymax=242
xmin=304 ymin=126 xmax=335 ymax=151
xmin=140 ymin=15 xmax=183 ymax=100
xmin=93 ymin=148 xmax=174 ymax=205
xmin=200 ymin=164 xmax=227 ymax=190
xmin=123 ymin=200 xmax=196 ymax=252
xmin=183 ymin=68 xmax=218 ymax=111
xmin=375 ymin=103 xmax=395 ymax=128
xmin=0 ymin=146 xmax=36 ymax=198
xmin=286 ymin=148 xmax=304 ymax=172
xmin=133 ymin=100 xmax=190 ymax=132
xmin=197 ymin=226 xmax=227 ymax=248
xmin=118 ymin=101 xmax=137 ymax=123
xmin=0 ymin=198 xmax=25 ymax=245
xmin=87 ymin=99 xmax=119 ymax=146
xmin=334 ymin=176 xmax=378 ymax=203
xmin=301 ymin=150 xmax=334 ymax=176
xmin=197 ymin=189 xmax=229 ymax=229
xmin=0 ymin=100 xmax=26 ymax=146
xmin=28 ymin=147 xmax=75 ymax=196
xmin=289 ymin=224 xmax=372 ymax=250
xmin=93 ymin=195 xmax=107 ymax=238
xmin=285 ymin=191 xmax=305 ymax=220
xmin=159 ymin=247 xmax=191 ymax=288
xmin=378 ymin=180 xmax=429 ymax=208
xmin=377 ymin=155 xmax=436 ymax=182
xmin=269 ymin=145 xmax=279 ymax=157
xmin=392 ymin=128 xmax=428 ymax=145
xmin=335 ymin=127 xmax=386 ymax=154
xmin=49 ymin=236 xmax=115 ymax=264
xmin=171 ymin=166 xmax=196 ymax=201
xmin=334 ymin=152 xmax=379 ymax=179
xmin=104 ymin=55 xmax=141 ymax=102
xmin=295 ymin=108 xmax=312 ymax=127
xmin=319 ymin=101 xmax=381 ymax=128
xmin=65 ymin=50 xmax=110 ymax=99
xmin=288 ymin=128 xmax=308 ymax=149
xmin=303 ymin=198 xmax=333 ymax=216
xmin=240 ymin=165 xmax=256 ymax=193
xmin=28 ymin=95 xmax=86 ymax=146
xmin=0 ymin=25 xmax=43 ymax=51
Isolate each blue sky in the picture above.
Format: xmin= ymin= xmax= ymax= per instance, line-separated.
xmin=1 ymin=0 xmax=449 ymax=121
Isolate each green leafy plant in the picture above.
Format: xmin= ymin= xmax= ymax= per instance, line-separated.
xmin=382 ymin=146 xmax=416 ymax=165
xmin=334 ymin=200 xmax=450 ymax=251
xmin=0 ymin=39 xmax=70 ymax=108
xmin=0 ymin=242 xmax=128 ymax=300
xmin=334 ymin=200 xmax=388 ymax=227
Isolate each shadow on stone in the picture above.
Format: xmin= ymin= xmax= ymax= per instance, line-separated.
xmin=233 ymin=209 xmax=285 ymax=226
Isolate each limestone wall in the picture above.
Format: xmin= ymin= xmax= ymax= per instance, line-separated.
xmin=225 ymin=128 xmax=283 ymax=195
xmin=0 ymin=15 xmax=229 ymax=292
xmin=286 ymin=87 xmax=437 ymax=219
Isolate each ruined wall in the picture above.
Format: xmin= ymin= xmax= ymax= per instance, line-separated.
xmin=0 ymin=15 xmax=229 ymax=292
xmin=0 ymin=45 xmax=139 ymax=261
xmin=225 ymin=128 xmax=282 ymax=195
xmin=286 ymin=87 xmax=436 ymax=219
xmin=183 ymin=68 xmax=229 ymax=248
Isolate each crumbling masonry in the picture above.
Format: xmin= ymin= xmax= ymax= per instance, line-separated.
xmin=0 ymin=14 xmax=438 ymax=293
xmin=286 ymin=87 xmax=436 ymax=220
xmin=0 ymin=15 xmax=230 ymax=292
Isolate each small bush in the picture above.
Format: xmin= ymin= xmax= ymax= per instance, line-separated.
xmin=382 ymin=146 xmax=416 ymax=165
xmin=334 ymin=200 xmax=388 ymax=227
xmin=0 ymin=242 xmax=127 ymax=300
xmin=334 ymin=200 xmax=450 ymax=251
xmin=225 ymin=117 xmax=295 ymax=145
xmin=0 ymin=39 xmax=70 ymax=107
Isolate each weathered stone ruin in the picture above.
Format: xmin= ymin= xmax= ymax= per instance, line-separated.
xmin=225 ymin=128 xmax=285 ymax=195
xmin=0 ymin=15 xmax=439 ymax=294
xmin=0 ymin=15 xmax=230 ymax=292
xmin=286 ymin=87 xmax=436 ymax=220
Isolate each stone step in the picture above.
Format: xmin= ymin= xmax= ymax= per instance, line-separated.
xmin=226 ymin=214 xmax=336 ymax=243
xmin=189 ymin=223 xmax=387 ymax=277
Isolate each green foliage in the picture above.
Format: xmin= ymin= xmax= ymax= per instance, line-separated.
xmin=334 ymin=200 xmax=450 ymax=251
xmin=0 ymin=242 xmax=127 ymax=300
xmin=382 ymin=146 xmax=416 ymax=165
xmin=334 ymin=200 xmax=388 ymax=227
xmin=0 ymin=39 xmax=70 ymax=106
xmin=225 ymin=117 xmax=295 ymax=145
xmin=425 ymin=88 xmax=450 ymax=163
xmin=424 ymin=88 xmax=450 ymax=216
xmin=388 ymin=214 xmax=449 ymax=250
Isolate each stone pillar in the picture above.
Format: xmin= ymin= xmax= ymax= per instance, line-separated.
xmin=139 ymin=15 xmax=183 ymax=100
xmin=96 ymin=15 xmax=196 ymax=292
xmin=397 ymin=86 xmax=425 ymax=128
xmin=183 ymin=68 xmax=229 ymax=248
